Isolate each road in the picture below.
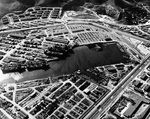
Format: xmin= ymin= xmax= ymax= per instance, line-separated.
xmin=67 ymin=21 xmax=147 ymax=58
xmin=62 ymin=20 xmax=150 ymax=119
xmin=0 ymin=14 xmax=149 ymax=119
xmin=86 ymin=54 xmax=150 ymax=119
xmin=79 ymin=85 xmax=110 ymax=119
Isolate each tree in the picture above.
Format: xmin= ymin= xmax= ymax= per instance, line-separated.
xmin=62 ymin=0 xmax=85 ymax=11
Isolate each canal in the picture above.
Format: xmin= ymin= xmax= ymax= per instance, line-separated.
xmin=0 ymin=42 xmax=130 ymax=84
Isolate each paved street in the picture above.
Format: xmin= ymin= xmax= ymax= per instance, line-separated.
xmin=88 ymin=55 xmax=150 ymax=119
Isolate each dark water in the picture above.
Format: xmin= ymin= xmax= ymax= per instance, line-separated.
xmin=0 ymin=43 xmax=129 ymax=84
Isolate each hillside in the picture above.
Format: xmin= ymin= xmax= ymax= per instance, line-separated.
xmin=0 ymin=0 xmax=150 ymax=25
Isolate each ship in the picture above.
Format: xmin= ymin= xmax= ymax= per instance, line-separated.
xmin=44 ymin=44 xmax=74 ymax=59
